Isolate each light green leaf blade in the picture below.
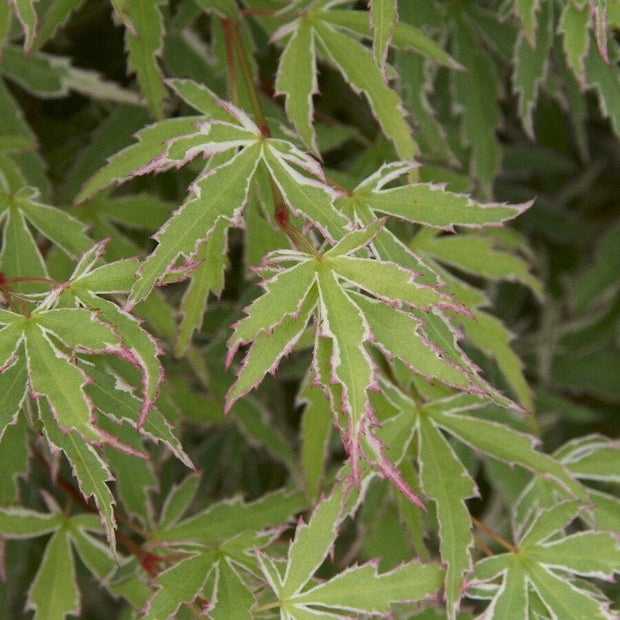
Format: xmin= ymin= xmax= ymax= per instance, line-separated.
xmin=354 ymin=164 xmax=532 ymax=229
xmin=129 ymin=141 xmax=262 ymax=306
xmin=175 ymin=219 xmax=229 ymax=356
xmin=486 ymin=559 xmax=528 ymax=620
xmin=25 ymin=322 xmax=98 ymax=438
xmin=414 ymin=234 xmax=544 ymax=301
xmin=26 ymin=530 xmax=79 ymax=620
xmin=157 ymin=473 xmax=201 ymax=530
xmin=143 ymin=549 xmax=216 ymax=619
xmin=351 ymin=294 xmax=473 ymax=391
xmin=34 ymin=308 xmax=120 ymax=351
xmin=298 ymin=371 xmax=333 ymax=502
xmin=313 ymin=18 xmax=415 ymax=160
xmin=323 ymin=218 xmax=384 ymax=258
xmin=31 ymin=0 xmax=85 ymax=52
xmin=79 ymin=295 xmax=163 ymax=428
xmin=15 ymin=187 xmax=92 ymax=259
xmin=85 ymin=366 xmax=192 ymax=469
xmin=370 ymin=0 xmax=397 ymax=71
xmin=156 ymin=489 xmax=306 ymax=545
xmin=76 ymin=116 xmax=201 ymax=202
xmin=531 ymin=531 xmax=620 ymax=578
xmin=124 ymin=0 xmax=166 ymax=119
xmin=430 ymin=408 xmax=585 ymax=500
xmin=227 ymin=258 xmax=315 ymax=359
xmin=418 ymin=415 xmax=476 ymax=619
xmin=292 ymin=560 xmax=444 ymax=614
xmin=516 ymin=0 xmax=539 ymax=44
xmin=262 ymin=141 xmax=347 ymax=242
xmin=280 ymin=484 xmax=346 ymax=598
xmin=167 ymin=78 xmax=238 ymax=120
xmin=520 ymin=500 xmax=584 ymax=547
xmin=528 ymin=561 xmax=612 ymax=620
xmin=39 ymin=400 xmax=117 ymax=554
xmin=459 ymin=310 xmax=534 ymax=411
xmin=559 ymin=3 xmax=590 ymax=83
xmin=316 ymin=267 xmax=374 ymax=482
xmin=226 ymin=286 xmax=317 ymax=410
xmin=330 ymin=255 xmax=461 ymax=310
xmin=0 ymin=507 xmax=59 ymax=538
xmin=513 ymin=1 xmax=553 ymax=138
xmin=0 ymin=207 xmax=48 ymax=291
xmin=210 ymin=559 xmax=254 ymax=620
xmin=275 ymin=18 xmax=319 ymax=154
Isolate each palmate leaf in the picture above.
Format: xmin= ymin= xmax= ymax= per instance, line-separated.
xmin=257 ymin=483 xmax=444 ymax=618
xmin=141 ymin=487 xmax=305 ymax=618
xmin=227 ymin=222 xmax=519 ymax=498
xmin=471 ymin=501 xmax=620 ymax=619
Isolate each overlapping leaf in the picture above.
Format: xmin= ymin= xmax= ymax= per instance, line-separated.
xmin=226 ymin=221 xmax=522 ymax=499
xmin=256 ymin=483 xmax=444 ymax=618
xmin=470 ymin=501 xmax=620 ymax=619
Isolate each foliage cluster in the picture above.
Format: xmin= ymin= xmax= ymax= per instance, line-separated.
xmin=0 ymin=1 xmax=619 ymax=618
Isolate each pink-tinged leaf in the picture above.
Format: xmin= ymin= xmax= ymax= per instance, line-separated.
xmin=226 ymin=258 xmax=315 ymax=364
xmin=262 ymin=141 xmax=348 ymax=242
xmin=351 ymin=294 xmax=474 ymax=391
xmin=315 ymin=267 xmax=376 ymax=485
xmin=25 ymin=321 xmax=101 ymax=441
xmin=38 ymin=400 xmax=118 ymax=557
xmin=331 ymin=255 xmax=465 ymax=312
xmin=76 ymin=116 xmax=202 ymax=203
xmin=9 ymin=0 xmax=37 ymax=51
xmin=80 ymin=295 xmax=163 ymax=429
xmin=225 ymin=286 xmax=317 ymax=412
xmin=128 ymin=141 xmax=262 ymax=307
xmin=274 ymin=17 xmax=320 ymax=155
xmin=559 ymin=3 xmax=591 ymax=86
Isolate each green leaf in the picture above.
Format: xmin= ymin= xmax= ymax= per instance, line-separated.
xmin=352 ymin=162 xmax=533 ymax=230
xmin=452 ymin=15 xmax=501 ymax=186
xmin=76 ymin=116 xmax=201 ymax=202
xmin=26 ymin=529 xmax=80 ymax=620
xmin=39 ymin=401 xmax=118 ymax=556
xmin=280 ymin=484 xmax=346 ymax=599
xmin=128 ymin=141 xmax=262 ymax=306
xmin=513 ymin=1 xmax=553 ymax=138
xmin=157 ymin=473 xmax=201 ymax=531
xmin=429 ymin=406 xmax=585 ymax=499
xmin=124 ymin=0 xmax=167 ymax=119
xmin=143 ymin=548 xmax=216 ymax=619
xmin=0 ymin=507 xmax=59 ymax=538
xmin=418 ymin=415 xmax=476 ymax=619
xmin=291 ymin=560 xmax=445 ymax=615
xmin=262 ymin=140 xmax=348 ymax=241
xmin=210 ymin=558 xmax=255 ymax=620
xmin=370 ymin=0 xmax=397 ymax=72
xmin=155 ymin=488 xmax=306 ymax=544
xmin=559 ymin=2 xmax=591 ymax=84
xmin=274 ymin=18 xmax=319 ymax=154
xmin=0 ymin=415 xmax=28 ymax=504
xmin=313 ymin=17 xmax=416 ymax=161
xmin=175 ymin=219 xmax=229 ymax=356
xmin=585 ymin=37 xmax=620 ymax=136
